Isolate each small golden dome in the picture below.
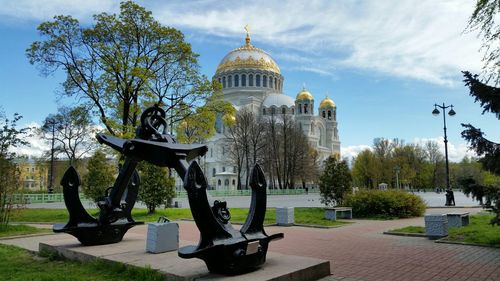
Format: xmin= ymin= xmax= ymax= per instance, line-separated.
xmin=222 ymin=113 xmax=236 ymax=125
xmin=319 ymin=96 xmax=336 ymax=108
xmin=296 ymin=88 xmax=314 ymax=101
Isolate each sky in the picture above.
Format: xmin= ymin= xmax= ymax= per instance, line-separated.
xmin=0 ymin=0 xmax=498 ymax=162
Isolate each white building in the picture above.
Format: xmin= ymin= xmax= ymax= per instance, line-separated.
xmin=199 ymin=32 xmax=340 ymax=190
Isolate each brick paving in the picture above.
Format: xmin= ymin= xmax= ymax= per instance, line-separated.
xmin=126 ymin=207 xmax=500 ymax=281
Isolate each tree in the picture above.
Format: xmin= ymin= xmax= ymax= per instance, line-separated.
xmin=27 ymin=1 xmax=214 ymax=138
xmin=0 ymin=110 xmax=30 ymax=226
xmin=319 ymin=155 xmax=352 ymax=207
xmin=82 ymin=150 xmax=115 ymax=203
xmin=138 ymin=162 xmax=175 ymax=214
xmin=39 ymin=106 xmax=96 ymax=166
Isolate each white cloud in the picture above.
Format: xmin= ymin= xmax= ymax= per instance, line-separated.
xmin=341 ymin=144 xmax=372 ymax=160
xmin=0 ymin=0 xmax=484 ymax=85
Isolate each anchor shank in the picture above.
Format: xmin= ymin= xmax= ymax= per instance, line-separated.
xmin=109 ymin=157 xmax=139 ymax=207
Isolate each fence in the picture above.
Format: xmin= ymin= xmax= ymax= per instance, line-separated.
xmin=13 ymin=188 xmax=318 ymax=204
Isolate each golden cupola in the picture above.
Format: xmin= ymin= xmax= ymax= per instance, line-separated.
xmin=296 ymin=88 xmax=314 ymax=101
xmin=319 ymin=96 xmax=336 ymax=109
xmin=215 ymin=28 xmax=280 ymax=75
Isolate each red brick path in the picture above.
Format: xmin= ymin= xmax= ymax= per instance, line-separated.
xmin=129 ymin=208 xmax=500 ymax=281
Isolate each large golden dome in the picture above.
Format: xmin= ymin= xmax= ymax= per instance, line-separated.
xmin=296 ymin=88 xmax=314 ymax=101
xmin=319 ymin=96 xmax=336 ymax=108
xmin=215 ymin=34 xmax=280 ymax=75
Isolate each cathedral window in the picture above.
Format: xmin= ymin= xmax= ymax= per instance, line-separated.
xmin=328 ymin=110 xmax=332 ymax=120
xmin=235 ymin=75 xmax=239 ymax=87
xmin=292 ymin=108 xmax=294 ymax=114
xmin=322 ymin=111 xmax=326 ymax=118
xmin=269 ymin=76 xmax=273 ymax=88
xmin=282 ymin=107 xmax=286 ymax=114
xmin=228 ymin=75 xmax=232 ymax=87
xmin=271 ymin=107 xmax=276 ymax=115
xmin=222 ymin=166 xmax=226 ymax=172
xmin=233 ymin=166 xmax=236 ymax=173
xmin=232 ymin=179 xmax=236 ymax=186
xmin=263 ymin=75 xmax=267 ymax=87
xmin=334 ymin=111 xmax=336 ymax=120
xmin=242 ymin=74 xmax=246 ymax=86
xmin=256 ymin=74 xmax=261 ymax=86
xmin=218 ymin=179 xmax=221 ymax=186
xmin=304 ymin=104 xmax=308 ymax=114
xmin=274 ymin=77 xmax=277 ymax=89
xmin=222 ymin=76 xmax=226 ymax=88
xmin=249 ymin=74 xmax=254 ymax=86
xmin=225 ymin=179 xmax=229 ymax=186
xmin=263 ymin=108 xmax=266 ymax=115
xmin=299 ymin=104 xmax=302 ymax=114
xmin=212 ymin=168 xmax=216 ymax=177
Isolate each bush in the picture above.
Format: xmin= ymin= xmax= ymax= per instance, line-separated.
xmin=344 ymin=189 xmax=426 ymax=218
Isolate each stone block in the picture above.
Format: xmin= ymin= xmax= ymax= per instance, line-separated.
xmin=276 ymin=207 xmax=294 ymax=226
xmin=425 ymin=214 xmax=448 ymax=238
xmin=446 ymin=213 xmax=469 ymax=228
xmin=146 ymin=222 xmax=179 ymax=253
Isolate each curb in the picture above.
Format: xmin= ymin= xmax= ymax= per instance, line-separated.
xmin=383 ymin=231 xmax=427 ymax=238
xmin=435 ymin=239 xmax=500 ymax=249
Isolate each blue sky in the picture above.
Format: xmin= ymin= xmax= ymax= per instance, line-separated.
xmin=0 ymin=0 xmax=498 ymax=161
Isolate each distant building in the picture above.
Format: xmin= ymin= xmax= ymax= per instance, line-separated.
xmin=13 ymin=158 xmax=47 ymax=191
xmin=202 ymin=31 xmax=341 ymax=190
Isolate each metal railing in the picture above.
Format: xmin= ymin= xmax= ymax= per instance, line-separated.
xmin=13 ymin=188 xmax=318 ymax=204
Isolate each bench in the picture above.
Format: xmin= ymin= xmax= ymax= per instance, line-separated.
xmin=324 ymin=207 xmax=352 ymax=221
xmin=446 ymin=212 xmax=469 ymax=228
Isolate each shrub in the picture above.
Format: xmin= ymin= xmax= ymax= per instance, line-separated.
xmin=344 ymin=189 xmax=426 ymax=218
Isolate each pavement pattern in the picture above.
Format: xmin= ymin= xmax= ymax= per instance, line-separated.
xmin=125 ymin=207 xmax=500 ymax=281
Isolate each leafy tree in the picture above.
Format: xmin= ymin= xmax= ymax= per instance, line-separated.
xmin=0 ymin=110 xmax=30 ymax=226
xmin=82 ymin=150 xmax=115 ymax=203
xmin=138 ymin=162 xmax=175 ymax=214
xmin=319 ymin=155 xmax=352 ymax=206
xmin=39 ymin=106 xmax=96 ymax=166
xmin=27 ymin=1 xmax=214 ymax=138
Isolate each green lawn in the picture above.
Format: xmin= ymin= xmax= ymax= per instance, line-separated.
xmin=390 ymin=214 xmax=500 ymax=246
xmin=0 ymin=244 xmax=165 ymax=281
xmin=0 ymin=224 xmax=51 ymax=238
xmin=11 ymin=207 xmax=350 ymax=227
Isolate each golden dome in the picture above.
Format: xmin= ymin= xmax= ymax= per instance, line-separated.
xmin=319 ymin=96 xmax=336 ymax=109
xmin=296 ymin=88 xmax=314 ymax=101
xmin=215 ymin=33 xmax=280 ymax=75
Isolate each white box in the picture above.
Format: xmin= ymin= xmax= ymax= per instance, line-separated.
xmin=276 ymin=207 xmax=294 ymax=226
xmin=146 ymin=222 xmax=179 ymax=253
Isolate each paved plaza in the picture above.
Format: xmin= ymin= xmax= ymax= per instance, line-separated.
xmin=3 ymin=207 xmax=499 ymax=281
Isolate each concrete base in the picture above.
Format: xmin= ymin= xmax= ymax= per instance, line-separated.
xmin=34 ymin=233 xmax=329 ymax=281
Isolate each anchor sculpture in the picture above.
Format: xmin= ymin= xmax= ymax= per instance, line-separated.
xmin=55 ymin=105 xmax=283 ymax=274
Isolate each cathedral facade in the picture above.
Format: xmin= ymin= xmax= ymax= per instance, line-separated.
xmin=202 ymin=32 xmax=340 ymax=190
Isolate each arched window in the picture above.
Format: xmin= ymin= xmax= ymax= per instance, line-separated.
xmin=222 ymin=76 xmax=226 ymax=88
xmin=256 ymin=74 xmax=261 ymax=86
xmin=292 ymin=108 xmax=295 ymax=114
xmin=234 ymin=75 xmax=239 ymax=87
xmin=228 ymin=75 xmax=232 ymax=87
xmin=222 ymin=166 xmax=226 ymax=172
xmin=299 ymin=104 xmax=302 ymax=114
xmin=212 ymin=168 xmax=216 ymax=177
xmin=274 ymin=77 xmax=277 ymax=89
xmin=334 ymin=110 xmax=336 ymax=120
xmin=269 ymin=76 xmax=273 ymax=88
xmin=218 ymin=179 xmax=221 ymax=186
xmin=242 ymin=74 xmax=246 ymax=86
xmin=271 ymin=107 xmax=276 ymax=115
xmin=304 ymin=104 xmax=308 ymax=114
xmin=263 ymin=75 xmax=267 ymax=87
xmin=232 ymin=179 xmax=236 ymax=185
xmin=218 ymin=78 xmax=221 ymax=84
xmin=322 ymin=111 xmax=326 ymax=118
xmin=249 ymin=74 xmax=254 ymax=86
xmin=225 ymin=179 xmax=229 ymax=186
xmin=282 ymin=107 xmax=286 ymax=114
xmin=263 ymin=108 xmax=266 ymax=115
xmin=310 ymin=104 xmax=314 ymax=115
xmin=233 ymin=166 xmax=237 ymax=173
xmin=328 ymin=110 xmax=332 ymax=120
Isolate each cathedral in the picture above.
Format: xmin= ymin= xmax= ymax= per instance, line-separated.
xmin=202 ymin=31 xmax=340 ymax=190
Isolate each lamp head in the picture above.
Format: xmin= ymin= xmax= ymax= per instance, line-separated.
xmin=432 ymin=106 xmax=440 ymax=116
xmin=448 ymin=105 xmax=456 ymax=116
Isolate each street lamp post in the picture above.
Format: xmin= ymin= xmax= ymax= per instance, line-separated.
xmin=432 ymin=103 xmax=456 ymax=206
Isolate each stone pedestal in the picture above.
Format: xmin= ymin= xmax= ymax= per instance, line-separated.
xmin=276 ymin=207 xmax=294 ymax=226
xmin=447 ymin=213 xmax=469 ymax=228
xmin=146 ymin=222 xmax=179 ymax=253
xmin=425 ymin=214 xmax=448 ymax=239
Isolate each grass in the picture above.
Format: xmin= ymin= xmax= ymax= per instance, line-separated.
xmin=0 ymin=224 xmax=51 ymax=238
xmin=389 ymin=214 xmax=500 ymax=246
xmin=444 ymin=214 xmax=500 ymax=246
xmin=11 ymin=207 xmax=351 ymax=227
xmin=0 ymin=244 xmax=165 ymax=281
xmin=389 ymin=226 xmax=425 ymax=234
